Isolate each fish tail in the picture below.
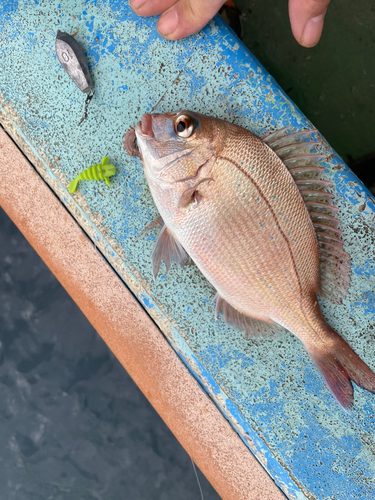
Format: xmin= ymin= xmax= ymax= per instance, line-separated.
xmin=306 ymin=326 xmax=375 ymax=409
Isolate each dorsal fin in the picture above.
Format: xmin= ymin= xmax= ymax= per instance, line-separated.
xmin=261 ymin=126 xmax=292 ymax=144
xmin=284 ymin=155 xmax=326 ymax=169
xmin=262 ymin=127 xmax=351 ymax=305
xmin=295 ymin=179 xmax=333 ymax=189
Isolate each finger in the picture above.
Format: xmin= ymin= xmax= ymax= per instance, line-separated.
xmin=129 ymin=0 xmax=178 ymax=18
xmin=156 ymin=0 xmax=227 ymax=40
xmin=289 ymin=0 xmax=331 ymax=48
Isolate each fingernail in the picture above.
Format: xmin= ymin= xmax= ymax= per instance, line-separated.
xmin=157 ymin=8 xmax=178 ymax=36
xmin=130 ymin=0 xmax=147 ymax=9
xmin=301 ymin=13 xmax=325 ymax=47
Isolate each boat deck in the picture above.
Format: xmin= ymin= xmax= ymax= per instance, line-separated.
xmin=1 ymin=2 xmax=375 ymax=499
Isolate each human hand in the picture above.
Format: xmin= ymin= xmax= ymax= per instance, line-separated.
xmin=289 ymin=0 xmax=331 ymax=47
xmin=129 ymin=0 xmax=332 ymax=48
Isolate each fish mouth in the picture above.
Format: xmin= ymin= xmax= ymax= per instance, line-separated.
xmin=140 ymin=113 xmax=154 ymax=139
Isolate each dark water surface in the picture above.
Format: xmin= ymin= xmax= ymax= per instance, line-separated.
xmin=0 ymin=207 xmax=220 ymax=500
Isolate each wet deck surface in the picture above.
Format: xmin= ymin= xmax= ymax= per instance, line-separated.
xmin=1 ymin=2 xmax=375 ymax=499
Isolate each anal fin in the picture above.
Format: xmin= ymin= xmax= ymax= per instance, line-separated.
xmin=215 ymin=294 xmax=284 ymax=338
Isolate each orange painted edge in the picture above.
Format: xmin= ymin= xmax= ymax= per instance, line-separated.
xmin=0 ymin=128 xmax=286 ymax=500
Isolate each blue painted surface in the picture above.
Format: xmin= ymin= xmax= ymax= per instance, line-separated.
xmin=1 ymin=1 xmax=375 ymax=499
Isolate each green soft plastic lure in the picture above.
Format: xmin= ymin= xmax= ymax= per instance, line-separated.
xmin=69 ymin=157 xmax=116 ymax=193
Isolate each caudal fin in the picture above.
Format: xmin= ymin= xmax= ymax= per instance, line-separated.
xmin=307 ymin=328 xmax=375 ymax=409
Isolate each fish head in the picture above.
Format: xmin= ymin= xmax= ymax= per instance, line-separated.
xmin=134 ymin=111 xmax=225 ymax=185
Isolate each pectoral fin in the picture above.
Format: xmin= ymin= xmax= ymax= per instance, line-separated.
xmin=179 ymin=177 xmax=214 ymax=208
xmin=151 ymin=225 xmax=188 ymax=279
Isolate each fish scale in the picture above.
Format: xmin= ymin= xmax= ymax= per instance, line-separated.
xmin=182 ymin=139 xmax=317 ymax=325
xmin=124 ymin=110 xmax=375 ymax=409
xmin=177 ymin=149 xmax=324 ymax=340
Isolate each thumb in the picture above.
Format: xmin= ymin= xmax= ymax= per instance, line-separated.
xmin=289 ymin=0 xmax=332 ymax=47
xmin=157 ymin=0 xmax=226 ymax=40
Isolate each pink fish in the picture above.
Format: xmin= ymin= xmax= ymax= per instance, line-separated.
xmin=124 ymin=111 xmax=375 ymax=408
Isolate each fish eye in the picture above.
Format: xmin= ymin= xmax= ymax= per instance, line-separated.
xmin=174 ymin=114 xmax=196 ymax=138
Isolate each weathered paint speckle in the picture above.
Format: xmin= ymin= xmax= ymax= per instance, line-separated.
xmin=1 ymin=2 xmax=375 ymax=499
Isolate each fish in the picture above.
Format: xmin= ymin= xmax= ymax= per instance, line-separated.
xmin=123 ymin=111 xmax=375 ymax=409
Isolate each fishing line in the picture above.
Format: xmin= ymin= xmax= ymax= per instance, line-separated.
xmin=78 ymin=89 xmax=94 ymax=126
xmin=190 ymin=458 xmax=205 ymax=500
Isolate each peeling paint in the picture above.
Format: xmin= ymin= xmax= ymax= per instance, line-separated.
xmin=1 ymin=2 xmax=375 ymax=499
